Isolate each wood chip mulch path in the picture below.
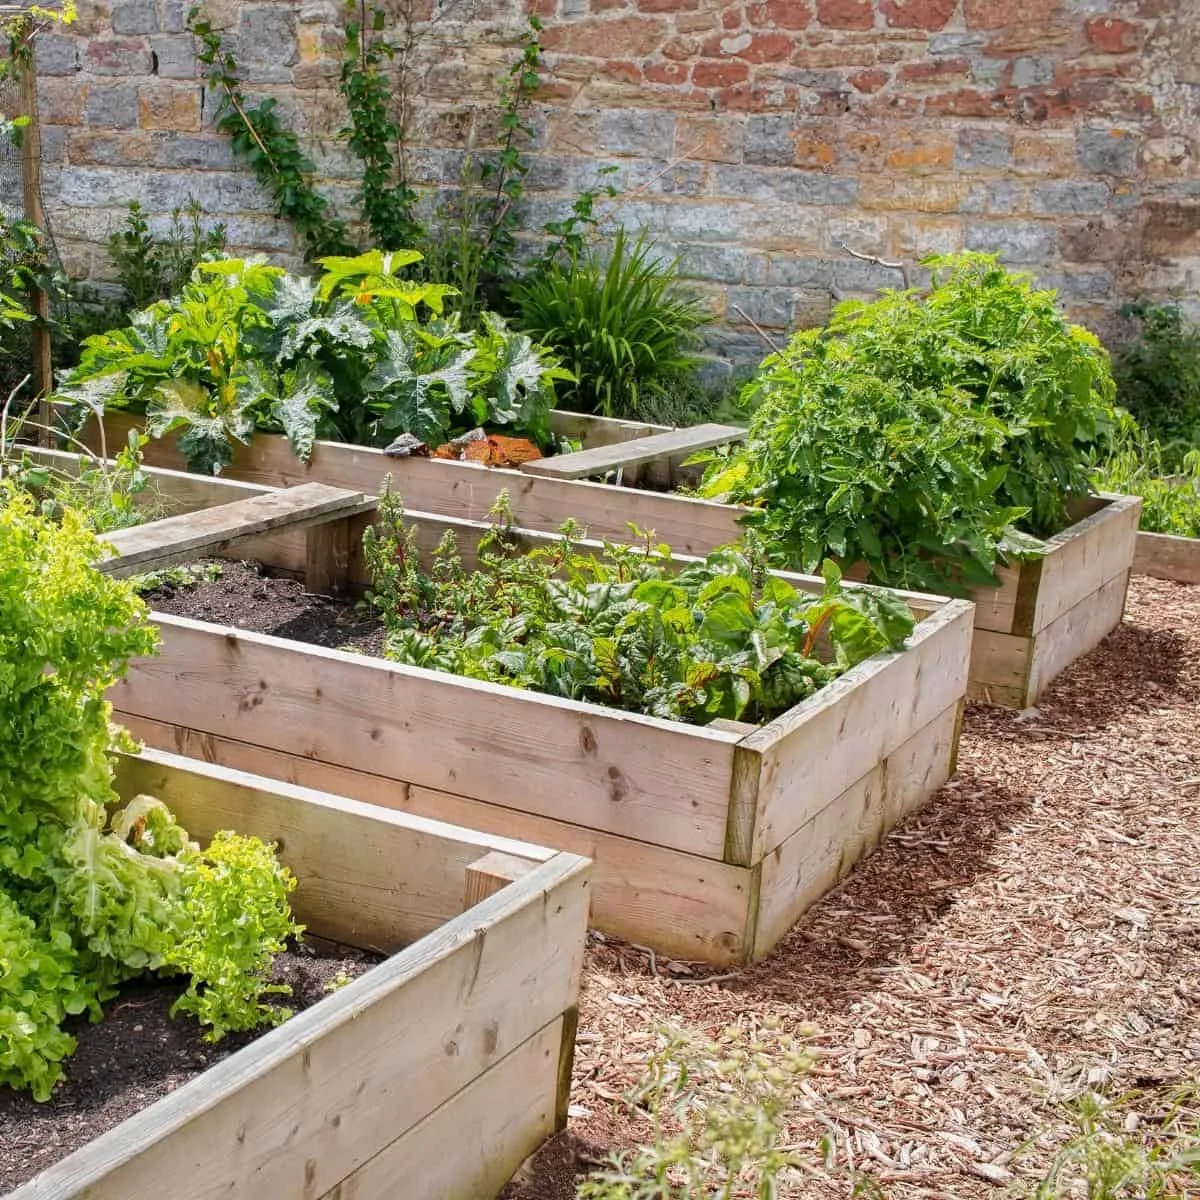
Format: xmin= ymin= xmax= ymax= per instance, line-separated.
xmin=505 ymin=575 xmax=1200 ymax=1198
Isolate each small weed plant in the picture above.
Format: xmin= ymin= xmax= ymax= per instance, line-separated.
xmin=363 ymin=487 xmax=915 ymax=727
xmin=698 ymin=254 xmax=1121 ymax=595
xmin=577 ymin=1021 xmax=813 ymax=1199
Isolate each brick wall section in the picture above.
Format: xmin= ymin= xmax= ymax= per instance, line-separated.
xmin=29 ymin=0 xmax=1200 ymax=369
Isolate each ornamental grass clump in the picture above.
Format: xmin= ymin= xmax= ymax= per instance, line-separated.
xmin=698 ymin=254 xmax=1122 ymax=596
xmin=0 ymin=486 xmax=301 ymax=1100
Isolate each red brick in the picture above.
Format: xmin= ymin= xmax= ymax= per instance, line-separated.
xmin=722 ymin=5 xmax=743 ymax=27
xmin=637 ymin=0 xmax=698 ymax=11
xmin=816 ymin=0 xmax=874 ymax=29
xmin=964 ymin=0 xmax=1059 ymax=30
xmin=898 ymin=57 xmax=969 ymax=83
xmin=923 ymin=88 xmax=1013 ymax=117
xmin=1084 ymin=16 xmax=1142 ymax=52
xmin=736 ymin=32 xmax=793 ymax=60
xmin=644 ymin=60 xmax=690 ymax=84
xmin=540 ymin=15 xmax=668 ymax=56
xmin=849 ymin=67 xmax=890 ymax=92
xmin=984 ymin=21 xmax=1070 ymax=52
xmin=880 ymin=0 xmax=955 ymax=29
xmin=748 ymin=0 xmax=813 ymax=28
xmin=692 ymin=59 xmax=751 ymax=87
xmin=715 ymin=82 xmax=799 ymax=109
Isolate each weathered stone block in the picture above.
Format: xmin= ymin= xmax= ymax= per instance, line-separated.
xmin=675 ymin=114 xmax=744 ymax=163
xmin=599 ymin=109 xmax=675 ymax=157
xmin=86 ymin=39 xmax=155 ymax=76
xmin=1076 ymin=125 xmax=1139 ymax=176
xmin=744 ymin=114 xmax=795 ymax=166
xmin=111 ymin=0 xmax=159 ymax=34
xmin=677 ymin=243 xmax=750 ymax=284
xmin=153 ymin=133 xmax=236 ymax=170
xmin=1010 ymin=55 xmax=1055 ymax=87
xmin=712 ymin=165 xmax=857 ymax=206
xmin=150 ymin=35 xmax=197 ymax=79
xmin=955 ymin=128 xmax=1013 ymax=170
xmin=965 ymin=219 xmax=1058 ymax=261
xmin=34 ymin=35 xmax=80 ymax=76
xmin=726 ymin=285 xmax=796 ymax=329
xmin=1031 ymin=180 xmax=1111 ymax=214
xmin=85 ymin=84 xmax=140 ymax=128
xmin=139 ymin=83 xmax=201 ymax=131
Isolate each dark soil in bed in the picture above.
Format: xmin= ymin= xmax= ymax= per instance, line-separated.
xmin=141 ymin=559 xmax=386 ymax=655
xmin=0 ymin=939 xmax=378 ymax=1192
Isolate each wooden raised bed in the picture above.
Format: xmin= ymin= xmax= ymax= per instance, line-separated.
xmin=1133 ymin=530 xmax=1200 ymax=585
xmin=13 ymin=746 xmax=591 ymax=1200
xmin=100 ymin=488 xmax=973 ymax=966
xmin=83 ymin=415 xmax=1142 ymax=709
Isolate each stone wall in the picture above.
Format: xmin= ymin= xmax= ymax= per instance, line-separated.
xmin=27 ymin=0 xmax=1200 ymax=368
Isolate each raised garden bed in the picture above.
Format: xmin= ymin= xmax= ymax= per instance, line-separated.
xmin=1133 ymin=530 xmax=1200 ymax=585
xmin=83 ymin=415 xmax=1140 ymax=710
xmin=11 ymin=746 xmax=590 ymax=1200
xmin=98 ymin=486 xmax=973 ymax=966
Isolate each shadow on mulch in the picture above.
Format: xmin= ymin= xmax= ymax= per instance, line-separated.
xmin=720 ymin=771 xmax=1031 ymax=1016
xmin=499 ymin=1131 xmax=612 ymax=1200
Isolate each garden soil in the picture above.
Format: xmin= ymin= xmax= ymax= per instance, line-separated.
xmin=0 ymin=941 xmax=377 ymax=1192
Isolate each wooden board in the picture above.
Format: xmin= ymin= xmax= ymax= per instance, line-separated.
xmin=322 ymin=1016 xmax=563 ymax=1199
xmin=753 ymin=700 xmax=960 ymax=958
xmin=21 ymin=446 xmax=273 ymax=517
xmin=1025 ymin=569 xmax=1130 ymax=703
xmin=120 ymin=716 xmax=758 ymax=965
xmin=1028 ymin=494 xmax=1142 ymax=634
xmin=966 ymin=562 xmax=1023 ymax=635
xmin=101 ymin=483 xmax=370 ymax=576
xmin=521 ymin=422 xmax=745 ymax=480
xmin=967 ymin=628 xmax=1031 ymax=708
xmin=1133 ymin=530 xmax=1200 ymax=585
xmin=13 ymin=849 xmax=590 ymax=1200
xmin=115 ymin=748 xmax=553 ymax=949
xmin=735 ymin=598 xmax=973 ymax=862
xmin=113 ymin=614 xmax=742 ymax=861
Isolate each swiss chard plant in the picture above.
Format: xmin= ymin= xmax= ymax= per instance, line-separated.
xmin=363 ymin=488 xmax=915 ymax=727
xmin=54 ymin=251 xmax=569 ymax=474
xmin=0 ymin=486 xmax=301 ymax=1099
xmin=698 ymin=254 xmax=1121 ymax=596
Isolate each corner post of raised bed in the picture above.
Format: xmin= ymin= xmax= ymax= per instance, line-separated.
xmin=463 ymin=850 xmax=541 ymax=909
xmin=305 ymin=515 xmax=353 ymax=596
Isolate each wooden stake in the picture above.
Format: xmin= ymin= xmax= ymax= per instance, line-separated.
xmin=463 ymin=850 xmax=539 ymax=909
xmin=16 ymin=46 xmax=53 ymax=447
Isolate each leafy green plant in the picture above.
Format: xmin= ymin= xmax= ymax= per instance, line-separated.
xmin=0 ymin=486 xmax=302 ymax=1098
xmin=107 ymin=199 xmax=228 ymax=313
xmin=363 ymin=487 xmax=915 ymax=727
xmin=1092 ymin=419 xmax=1200 ymax=538
xmin=130 ymin=561 xmax=223 ymax=594
xmin=577 ymin=1021 xmax=813 ymax=1199
xmin=1112 ymin=301 xmax=1200 ymax=468
xmin=165 ymin=831 xmax=301 ymax=1040
xmin=698 ymin=254 xmax=1120 ymax=596
xmin=54 ymin=253 xmax=567 ymax=473
xmin=512 ymin=229 xmax=708 ymax=420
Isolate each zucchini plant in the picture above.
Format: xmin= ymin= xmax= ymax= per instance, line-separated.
xmin=698 ymin=254 xmax=1121 ymax=596
xmin=363 ymin=488 xmax=915 ymax=727
xmin=55 ymin=251 xmax=569 ymax=474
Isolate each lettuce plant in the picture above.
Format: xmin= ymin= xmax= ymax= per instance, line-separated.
xmin=0 ymin=486 xmax=302 ymax=1099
